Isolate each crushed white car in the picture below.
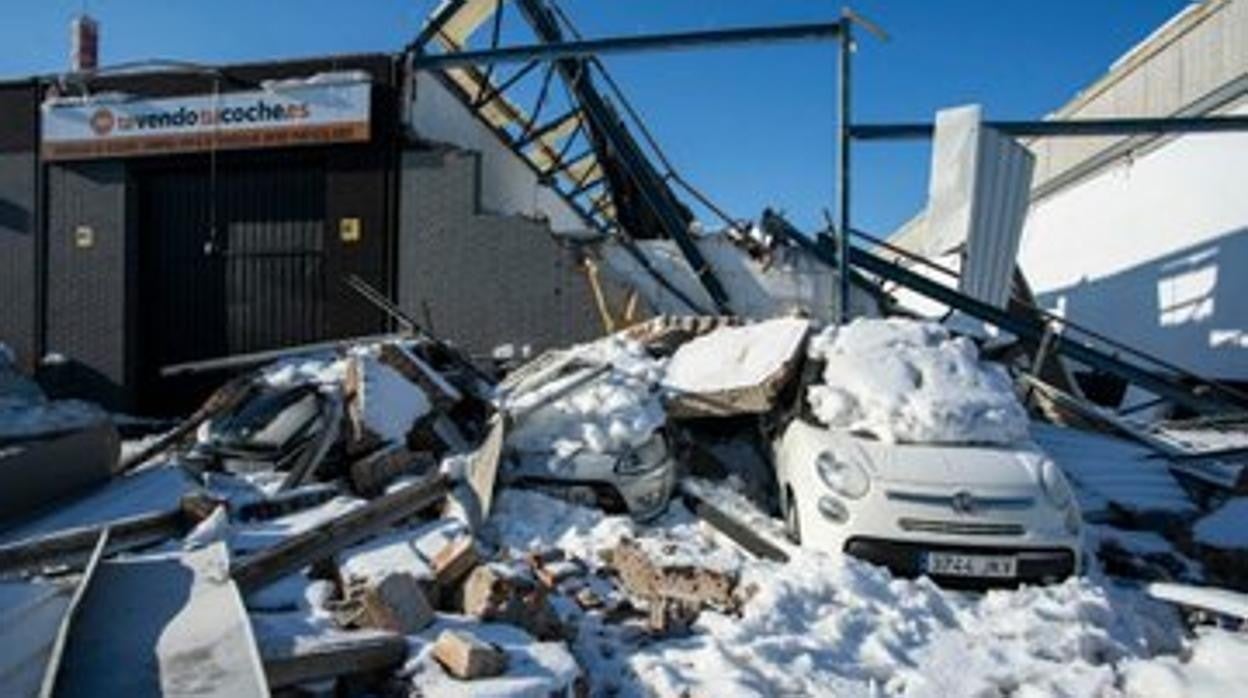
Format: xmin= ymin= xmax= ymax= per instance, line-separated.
xmin=499 ymin=336 xmax=677 ymax=521
xmin=774 ymin=319 xmax=1083 ymax=586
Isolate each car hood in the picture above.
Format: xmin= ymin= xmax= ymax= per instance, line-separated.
xmin=785 ymin=420 xmax=1044 ymax=490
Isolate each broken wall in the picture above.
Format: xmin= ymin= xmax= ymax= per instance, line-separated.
xmin=397 ymin=147 xmax=616 ymax=358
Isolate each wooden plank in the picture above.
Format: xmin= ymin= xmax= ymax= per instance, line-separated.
xmin=119 ymin=373 xmax=254 ymax=472
xmin=261 ymin=628 xmax=407 ymax=690
xmin=377 ymin=343 xmax=463 ymax=409
xmin=0 ymin=509 xmax=184 ymax=576
xmin=465 ymin=417 xmax=506 ymax=526
xmin=231 ymin=474 xmax=450 ymax=595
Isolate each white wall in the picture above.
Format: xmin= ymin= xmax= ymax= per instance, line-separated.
xmin=1019 ymin=101 xmax=1248 ymax=380
xmin=408 ymin=72 xmax=590 ymax=235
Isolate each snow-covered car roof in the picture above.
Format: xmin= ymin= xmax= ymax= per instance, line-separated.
xmin=803 ymin=319 xmax=1030 ymax=446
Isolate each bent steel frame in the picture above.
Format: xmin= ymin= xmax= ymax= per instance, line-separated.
xmin=407 ymin=2 xmax=849 ymax=315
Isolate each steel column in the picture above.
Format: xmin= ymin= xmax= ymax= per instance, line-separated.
xmin=835 ymin=16 xmax=852 ymax=324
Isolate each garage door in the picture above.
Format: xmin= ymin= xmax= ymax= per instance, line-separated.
xmin=136 ymin=155 xmax=328 ymax=413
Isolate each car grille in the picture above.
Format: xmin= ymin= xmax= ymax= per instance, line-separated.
xmin=885 ymin=490 xmax=1035 ymax=510
xmin=898 ymin=517 xmax=1025 ymax=537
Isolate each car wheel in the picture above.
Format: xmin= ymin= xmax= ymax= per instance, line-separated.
xmin=784 ymin=488 xmax=801 ymax=544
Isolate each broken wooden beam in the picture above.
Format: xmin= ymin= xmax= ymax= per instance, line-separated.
xmin=231 ymin=473 xmax=450 ymax=595
xmin=349 ymin=444 xmax=436 ymax=498
xmin=378 ymin=342 xmax=463 ymax=411
xmin=119 ymin=373 xmax=255 ymax=472
xmin=0 ymin=508 xmax=186 ymax=576
xmin=261 ymin=628 xmax=408 ymax=690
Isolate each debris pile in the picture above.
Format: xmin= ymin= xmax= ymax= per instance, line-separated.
xmin=1 ymin=318 xmax=1246 ymax=696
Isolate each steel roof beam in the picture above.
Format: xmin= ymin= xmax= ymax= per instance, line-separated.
xmin=412 ymin=21 xmax=843 ymax=69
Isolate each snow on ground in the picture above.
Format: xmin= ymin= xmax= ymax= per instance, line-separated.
xmin=662 ymin=316 xmax=809 ymax=394
xmin=805 ymin=319 xmax=1029 ymax=445
xmin=1120 ymin=627 xmax=1248 ymax=698
xmin=506 ymin=335 xmax=666 ymax=462
xmin=480 ymin=489 xmax=1200 ymax=698
xmin=1193 ymin=498 xmax=1248 ymax=550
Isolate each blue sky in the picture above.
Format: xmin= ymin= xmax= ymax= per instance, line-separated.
xmin=3 ymin=1 xmax=1189 ymax=233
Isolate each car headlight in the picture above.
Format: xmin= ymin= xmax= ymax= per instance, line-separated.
xmin=614 ymin=436 xmax=669 ymax=476
xmin=816 ymin=451 xmax=869 ymax=500
xmin=1040 ymin=460 xmax=1074 ymax=510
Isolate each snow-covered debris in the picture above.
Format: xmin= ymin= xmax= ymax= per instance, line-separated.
xmin=1120 ymin=627 xmax=1248 ymax=698
xmin=663 ymin=316 xmax=809 ymax=416
xmin=403 ymin=617 xmax=582 ymax=697
xmin=805 ymin=318 xmax=1029 ymax=444
xmin=259 ymin=344 xmax=432 ymax=446
xmin=346 ymin=353 xmax=431 ymax=444
xmin=663 ymin=316 xmax=808 ymax=395
xmin=506 ymin=335 xmax=666 ymax=463
xmin=478 ymin=488 xmax=1189 ymax=698
xmin=1193 ymin=497 xmax=1248 ymax=549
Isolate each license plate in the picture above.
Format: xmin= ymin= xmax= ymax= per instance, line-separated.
xmin=924 ymin=552 xmax=1017 ymax=578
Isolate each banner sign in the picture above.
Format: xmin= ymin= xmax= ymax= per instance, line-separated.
xmin=41 ymin=79 xmax=371 ymax=161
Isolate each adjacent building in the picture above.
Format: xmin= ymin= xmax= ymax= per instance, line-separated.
xmin=1019 ymin=0 xmax=1248 ymax=386
xmin=0 ymin=49 xmax=619 ymax=413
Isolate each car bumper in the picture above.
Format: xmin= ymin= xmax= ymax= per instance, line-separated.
xmin=844 ymin=536 xmax=1078 ymax=589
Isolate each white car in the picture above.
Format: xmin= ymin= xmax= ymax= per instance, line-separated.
xmin=775 ymin=418 xmax=1083 ymax=587
xmin=499 ymin=346 xmax=677 ymax=521
xmin=505 ymin=431 xmax=676 ymax=521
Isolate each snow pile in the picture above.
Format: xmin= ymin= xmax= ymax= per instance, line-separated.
xmin=481 ymin=490 xmax=1190 ymax=698
xmin=1120 ymin=628 xmax=1248 ymax=698
xmin=1193 ymin=497 xmax=1248 ymax=549
xmin=806 ymin=318 xmax=1029 ymax=444
xmin=663 ymin=317 xmax=809 ymax=394
xmin=507 ymin=336 xmax=666 ymax=462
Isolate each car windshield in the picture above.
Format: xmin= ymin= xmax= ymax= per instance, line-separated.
xmin=803 ymin=320 xmax=1030 ymax=446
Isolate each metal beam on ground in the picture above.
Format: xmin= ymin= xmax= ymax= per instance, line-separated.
xmin=411 ymin=21 xmax=844 ymax=69
xmin=849 ymin=115 xmax=1248 ymax=140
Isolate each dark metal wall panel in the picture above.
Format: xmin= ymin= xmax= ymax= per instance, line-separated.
xmin=45 ymin=161 xmax=132 ymax=409
xmin=398 ymin=147 xmax=606 ymax=358
xmin=0 ymin=151 xmax=37 ymax=369
xmin=0 ymin=82 xmax=38 ymax=369
xmin=0 ymin=80 xmax=37 ymax=153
